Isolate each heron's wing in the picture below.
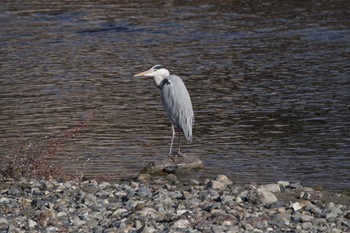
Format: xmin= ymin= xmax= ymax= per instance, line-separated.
xmin=160 ymin=75 xmax=194 ymax=142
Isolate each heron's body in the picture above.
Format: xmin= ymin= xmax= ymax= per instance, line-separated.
xmin=159 ymin=75 xmax=193 ymax=142
xmin=134 ymin=65 xmax=194 ymax=155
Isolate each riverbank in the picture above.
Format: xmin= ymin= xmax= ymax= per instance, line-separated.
xmin=0 ymin=174 xmax=349 ymax=232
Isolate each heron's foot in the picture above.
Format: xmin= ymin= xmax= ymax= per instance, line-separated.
xmin=168 ymin=151 xmax=183 ymax=162
xmin=170 ymin=151 xmax=183 ymax=157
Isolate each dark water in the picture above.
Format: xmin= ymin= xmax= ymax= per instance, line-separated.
xmin=1 ymin=1 xmax=350 ymax=191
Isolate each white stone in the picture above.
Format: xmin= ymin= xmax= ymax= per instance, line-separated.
xmin=56 ymin=212 xmax=67 ymax=218
xmin=140 ymin=208 xmax=157 ymax=218
xmin=0 ymin=217 xmax=8 ymax=230
xmin=207 ymin=180 xmax=225 ymax=190
xmin=258 ymin=190 xmax=278 ymax=204
xmin=0 ymin=197 xmax=11 ymax=204
xmin=176 ymin=210 xmax=190 ymax=216
xmin=291 ymin=202 xmax=303 ymax=212
xmin=112 ymin=209 xmax=128 ymax=218
xmin=173 ymin=219 xmax=191 ymax=229
xmin=216 ymin=175 xmax=233 ymax=185
xmin=277 ymin=181 xmax=290 ymax=187
xmin=259 ymin=184 xmax=281 ymax=192
xmin=27 ymin=219 xmax=37 ymax=228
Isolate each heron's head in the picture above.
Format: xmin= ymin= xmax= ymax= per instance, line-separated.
xmin=133 ymin=65 xmax=170 ymax=78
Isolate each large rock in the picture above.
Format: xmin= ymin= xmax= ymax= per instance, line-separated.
xmin=244 ymin=189 xmax=278 ymax=205
xmin=140 ymin=154 xmax=204 ymax=175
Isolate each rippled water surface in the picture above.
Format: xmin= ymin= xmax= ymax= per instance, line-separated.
xmin=1 ymin=1 xmax=350 ymax=191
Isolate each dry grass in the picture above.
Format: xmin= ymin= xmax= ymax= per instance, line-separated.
xmin=1 ymin=116 xmax=91 ymax=181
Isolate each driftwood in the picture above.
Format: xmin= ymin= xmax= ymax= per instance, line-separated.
xmin=140 ymin=154 xmax=204 ymax=175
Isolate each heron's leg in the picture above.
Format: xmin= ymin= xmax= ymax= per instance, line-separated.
xmin=169 ymin=124 xmax=175 ymax=155
xmin=177 ymin=130 xmax=181 ymax=154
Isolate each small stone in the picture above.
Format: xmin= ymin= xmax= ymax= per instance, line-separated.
xmin=301 ymin=222 xmax=312 ymax=230
xmin=130 ymin=181 xmax=139 ymax=189
xmin=176 ymin=210 xmax=191 ymax=216
xmin=289 ymin=182 xmax=303 ymax=189
xmin=163 ymin=165 xmax=178 ymax=174
xmin=259 ymin=184 xmax=281 ymax=192
xmin=27 ymin=219 xmax=37 ymax=228
xmin=255 ymin=220 xmax=268 ymax=229
xmin=137 ymin=187 xmax=153 ymax=198
xmin=8 ymin=186 xmax=24 ymax=196
xmin=292 ymin=214 xmax=314 ymax=222
xmin=71 ymin=216 xmax=86 ymax=227
xmin=277 ymin=181 xmax=290 ymax=188
xmin=98 ymin=182 xmax=111 ymax=189
xmin=166 ymin=174 xmax=179 ymax=184
xmin=241 ymin=222 xmax=254 ymax=230
xmin=272 ymin=213 xmax=291 ymax=227
xmin=84 ymin=193 xmax=99 ymax=207
xmin=323 ymin=203 xmax=343 ymax=219
xmin=0 ymin=217 xmax=8 ymax=230
xmin=137 ymin=174 xmax=151 ymax=183
xmin=244 ymin=189 xmax=278 ymax=205
xmin=345 ymin=212 xmax=350 ymax=220
xmin=300 ymin=192 xmax=311 ymax=200
xmin=190 ymin=179 xmax=200 ymax=186
xmin=140 ymin=207 xmax=157 ymax=218
xmin=258 ymin=190 xmax=278 ymax=204
xmin=46 ymin=226 xmax=58 ymax=232
xmin=291 ymin=202 xmax=304 ymax=212
xmin=0 ymin=197 xmax=11 ymax=204
xmin=57 ymin=212 xmax=67 ymax=218
xmin=112 ymin=209 xmax=128 ymax=218
xmin=207 ymin=180 xmax=225 ymax=190
xmin=216 ymin=175 xmax=233 ymax=186
xmin=173 ymin=219 xmax=191 ymax=229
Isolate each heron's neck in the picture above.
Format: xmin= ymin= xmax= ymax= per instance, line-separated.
xmin=153 ymin=76 xmax=165 ymax=88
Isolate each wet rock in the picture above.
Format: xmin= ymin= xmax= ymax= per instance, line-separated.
xmin=140 ymin=154 xmax=204 ymax=174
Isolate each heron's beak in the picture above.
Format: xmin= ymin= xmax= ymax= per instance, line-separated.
xmin=133 ymin=69 xmax=152 ymax=77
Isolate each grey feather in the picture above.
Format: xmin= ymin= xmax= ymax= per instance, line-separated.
xmin=160 ymin=75 xmax=194 ymax=142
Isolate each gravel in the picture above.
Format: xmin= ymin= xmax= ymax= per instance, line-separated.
xmin=0 ymin=174 xmax=349 ymax=232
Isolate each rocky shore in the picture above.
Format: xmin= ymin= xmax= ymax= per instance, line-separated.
xmin=0 ymin=174 xmax=349 ymax=232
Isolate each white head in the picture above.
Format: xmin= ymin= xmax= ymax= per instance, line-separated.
xmin=134 ymin=65 xmax=170 ymax=88
xmin=133 ymin=65 xmax=170 ymax=78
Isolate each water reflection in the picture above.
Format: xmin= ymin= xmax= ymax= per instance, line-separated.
xmin=1 ymin=1 xmax=349 ymax=191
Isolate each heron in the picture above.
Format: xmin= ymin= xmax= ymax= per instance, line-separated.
xmin=134 ymin=65 xmax=194 ymax=155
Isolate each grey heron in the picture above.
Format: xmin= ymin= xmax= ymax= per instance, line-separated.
xmin=134 ymin=65 xmax=194 ymax=155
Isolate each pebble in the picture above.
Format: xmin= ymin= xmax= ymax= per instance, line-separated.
xmin=0 ymin=218 xmax=8 ymax=230
xmin=0 ymin=176 xmax=349 ymax=232
xmin=259 ymin=183 xmax=281 ymax=192
xmin=207 ymin=180 xmax=225 ymax=190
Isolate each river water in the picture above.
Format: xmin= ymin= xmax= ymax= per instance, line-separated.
xmin=1 ymin=1 xmax=350 ymax=191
